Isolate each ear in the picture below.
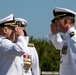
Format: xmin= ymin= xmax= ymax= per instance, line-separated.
xmin=64 ymin=18 xmax=69 ymax=25
xmin=64 ymin=18 xmax=67 ymax=25
xmin=3 ymin=27 xmax=8 ymax=34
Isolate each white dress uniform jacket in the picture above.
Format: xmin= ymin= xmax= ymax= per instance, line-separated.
xmin=0 ymin=36 xmax=28 ymax=75
xmin=22 ymin=36 xmax=40 ymax=75
xmin=48 ymin=27 xmax=76 ymax=75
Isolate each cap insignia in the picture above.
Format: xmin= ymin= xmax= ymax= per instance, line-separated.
xmin=54 ymin=14 xmax=66 ymax=19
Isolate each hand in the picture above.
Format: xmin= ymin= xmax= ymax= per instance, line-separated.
xmin=50 ymin=22 xmax=58 ymax=35
xmin=15 ymin=26 xmax=24 ymax=37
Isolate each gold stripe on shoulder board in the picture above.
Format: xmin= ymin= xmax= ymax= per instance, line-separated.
xmin=69 ymin=32 xmax=75 ymax=37
xmin=28 ymin=43 xmax=34 ymax=47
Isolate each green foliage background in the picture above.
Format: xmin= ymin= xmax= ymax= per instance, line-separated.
xmin=29 ymin=36 xmax=60 ymax=71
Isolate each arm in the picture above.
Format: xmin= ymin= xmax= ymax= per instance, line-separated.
xmin=32 ymin=47 xmax=40 ymax=75
xmin=68 ymin=34 xmax=76 ymax=74
xmin=48 ymin=22 xmax=63 ymax=50
xmin=48 ymin=33 xmax=62 ymax=50
xmin=0 ymin=36 xmax=28 ymax=56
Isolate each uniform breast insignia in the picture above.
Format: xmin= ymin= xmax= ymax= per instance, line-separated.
xmin=23 ymin=53 xmax=32 ymax=73
xmin=28 ymin=43 xmax=34 ymax=47
xmin=62 ymin=42 xmax=68 ymax=54
xmin=69 ymin=32 xmax=75 ymax=37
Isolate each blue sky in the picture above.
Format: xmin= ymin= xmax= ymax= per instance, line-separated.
xmin=0 ymin=0 xmax=76 ymax=38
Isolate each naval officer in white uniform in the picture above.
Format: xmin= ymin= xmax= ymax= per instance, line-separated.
xmin=0 ymin=14 xmax=28 ymax=75
xmin=15 ymin=18 xmax=40 ymax=75
xmin=48 ymin=7 xmax=76 ymax=75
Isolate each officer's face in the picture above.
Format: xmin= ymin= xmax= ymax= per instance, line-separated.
xmin=55 ymin=18 xmax=66 ymax=33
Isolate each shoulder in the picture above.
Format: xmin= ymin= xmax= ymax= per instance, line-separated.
xmin=1 ymin=38 xmax=12 ymax=44
xmin=0 ymin=38 xmax=13 ymax=50
xmin=69 ymin=32 xmax=75 ymax=37
xmin=28 ymin=43 xmax=34 ymax=47
xmin=69 ymin=31 xmax=76 ymax=42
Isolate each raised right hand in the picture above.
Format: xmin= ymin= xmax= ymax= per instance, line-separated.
xmin=15 ymin=26 xmax=24 ymax=37
xmin=50 ymin=22 xmax=58 ymax=35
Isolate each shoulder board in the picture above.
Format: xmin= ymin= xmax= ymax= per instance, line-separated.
xmin=69 ymin=32 xmax=75 ymax=37
xmin=28 ymin=43 xmax=34 ymax=47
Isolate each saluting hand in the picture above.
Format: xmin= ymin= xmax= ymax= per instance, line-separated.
xmin=50 ymin=22 xmax=58 ymax=35
xmin=15 ymin=26 xmax=24 ymax=37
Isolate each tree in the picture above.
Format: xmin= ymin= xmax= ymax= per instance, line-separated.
xmin=29 ymin=36 xmax=60 ymax=71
